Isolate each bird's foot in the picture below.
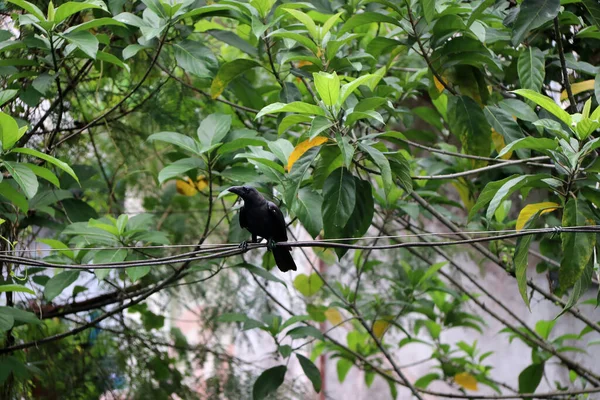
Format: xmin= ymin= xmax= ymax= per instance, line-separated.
xmin=238 ymin=241 xmax=249 ymax=252
xmin=267 ymin=238 xmax=277 ymax=251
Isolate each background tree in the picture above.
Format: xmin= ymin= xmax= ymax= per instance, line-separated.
xmin=1 ymin=0 xmax=600 ymax=398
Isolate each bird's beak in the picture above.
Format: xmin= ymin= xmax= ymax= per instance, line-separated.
xmin=227 ymin=186 xmax=243 ymax=196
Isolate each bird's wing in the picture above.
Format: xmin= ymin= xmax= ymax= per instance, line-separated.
xmin=239 ymin=205 xmax=247 ymax=229
xmin=267 ymin=201 xmax=288 ymax=241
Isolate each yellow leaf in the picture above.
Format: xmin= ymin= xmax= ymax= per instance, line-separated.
xmin=433 ymin=75 xmax=446 ymax=93
xmin=324 ymin=308 xmax=343 ymax=325
xmin=516 ymin=202 xmax=560 ymax=231
xmin=287 ymin=136 xmax=328 ymax=171
xmin=491 ymin=128 xmax=512 ymax=160
xmin=176 ymin=178 xmax=198 ymax=196
xmin=372 ymin=320 xmax=390 ymax=339
xmin=297 ymin=60 xmax=313 ymax=68
xmin=195 ymin=175 xmax=208 ymax=191
xmin=560 ymin=80 xmax=595 ymax=101
xmin=455 ymin=372 xmax=478 ymax=391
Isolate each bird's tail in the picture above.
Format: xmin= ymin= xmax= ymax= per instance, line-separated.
xmin=273 ymin=247 xmax=297 ymax=272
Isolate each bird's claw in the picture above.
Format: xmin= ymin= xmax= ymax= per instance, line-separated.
xmin=267 ymin=238 xmax=277 ymax=251
xmin=238 ymin=241 xmax=248 ymax=252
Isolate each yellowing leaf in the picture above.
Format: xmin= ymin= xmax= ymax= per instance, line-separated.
xmin=176 ymin=176 xmax=207 ymax=196
xmin=297 ymin=60 xmax=313 ymax=68
xmin=491 ymin=128 xmax=512 ymax=160
xmin=324 ymin=308 xmax=343 ymax=325
xmin=516 ymin=202 xmax=560 ymax=231
xmin=195 ymin=175 xmax=208 ymax=191
xmin=455 ymin=372 xmax=478 ymax=391
xmin=452 ymin=178 xmax=474 ymax=212
xmin=287 ymin=136 xmax=328 ymax=171
xmin=560 ymin=80 xmax=595 ymax=101
xmin=372 ymin=320 xmax=390 ymax=339
xmin=176 ymin=178 xmax=198 ymax=196
xmin=433 ymin=75 xmax=446 ymax=93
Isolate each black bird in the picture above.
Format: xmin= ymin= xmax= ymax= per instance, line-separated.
xmin=228 ymin=185 xmax=297 ymax=272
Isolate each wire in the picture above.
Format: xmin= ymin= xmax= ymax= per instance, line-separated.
xmin=1 ymin=225 xmax=598 ymax=270
xmin=1 ymin=225 xmax=593 ymax=254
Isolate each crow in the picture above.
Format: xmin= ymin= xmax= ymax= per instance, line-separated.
xmin=228 ymin=186 xmax=297 ymax=272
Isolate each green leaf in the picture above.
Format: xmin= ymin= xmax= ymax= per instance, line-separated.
xmin=96 ymin=51 xmax=130 ymax=73
xmin=0 ymin=90 xmax=18 ymax=107
xmin=269 ymin=29 xmax=319 ymax=55
xmin=113 ymin=12 xmax=146 ymax=27
xmin=420 ymin=0 xmax=435 ymax=22
xmin=560 ymin=199 xmax=595 ymax=289
xmin=497 ymin=137 xmax=557 ymax=158
xmin=197 ymin=113 xmax=231 ymax=148
xmin=557 ymin=258 xmax=594 ymax=318
xmin=336 ymin=133 xmax=354 ymax=169
xmin=256 ymin=102 xmax=325 ymax=119
xmin=308 ymin=116 xmax=333 ymax=140
xmin=583 ymin=0 xmax=600 ymax=29
xmin=415 ymin=373 xmax=440 ymax=389
xmin=174 ymin=40 xmax=217 ymax=79
xmin=297 ymin=354 xmax=322 ymax=392
xmin=518 ymin=47 xmax=545 ymax=91
xmin=158 ymin=157 xmax=205 ymax=184
xmin=535 ymin=319 xmax=556 ymax=339
xmin=339 ymin=12 xmax=398 ymax=34
xmin=3 ymin=161 xmax=38 ymax=198
xmin=293 ymin=188 xmax=323 ymax=239
xmin=359 ymin=143 xmax=392 ymax=200
xmin=6 ymin=0 xmax=45 ymax=21
xmin=484 ymin=106 xmax=526 ymax=151
xmin=0 ymin=306 xmax=41 ymax=325
xmin=339 ymin=74 xmax=375 ymax=105
xmin=0 ymin=311 xmax=14 ymax=332
xmin=284 ymin=9 xmax=318 ymax=39
xmin=64 ymin=17 xmax=126 ymax=33
xmin=278 ymin=115 xmax=311 ymax=135
xmin=235 ymin=263 xmax=287 ymax=286
xmin=498 ymin=99 xmax=539 ymax=122
xmin=322 ymin=167 xmax=355 ymax=236
xmin=388 ymin=152 xmax=413 ymax=193
xmin=313 ymin=71 xmax=340 ymax=106
xmin=285 ymin=146 xmax=321 ymax=209
xmin=127 ymin=266 xmax=151 ymax=282
xmin=513 ymin=89 xmax=572 ymax=126
xmin=511 ymin=0 xmax=560 ymax=46
xmin=218 ymin=137 xmax=266 ymax=155
xmin=147 ymin=132 xmax=202 ymax=155
xmin=217 ymin=312 xmax=248 ymax=322
xmin=44 ymin=271 xmax=80 ymax=301
xmin=447 ymin=96 xmax=492 ymax=163
xmin=337 ymin=359 xmax=353 ymax=382
xmin=0 ymin=182 xmax=28 ymax=212
xmin=287 ymin=325 xmax=324 ymax=340
xmin=12 ymin=147 xmax=79 ymax=183
xmin=23 ymin=163 xmax=59 ymax=187
xmin=486 ymin=174 xmax=550 ymax=220
xmin=0 ymin=284 xmax=35 ymax=295
xmin=515 ymin=213 xmax=540 ymax=309
xmin=518 ymin=363 xmax=544 ymax=393
xmin=293 ymin=273 xmax=324 ymax=296
xmin=54 ymin=0 xmax=107 ymax=24
xmin=210 ymin=59 xmax=261 ymax=98
xmin=252 ymin=365 xmax=287 ymax=400
xmin=0 ymin=112 xmax=21 ymax=150
xmin=63 ymin=31 xmax=99 ymax=59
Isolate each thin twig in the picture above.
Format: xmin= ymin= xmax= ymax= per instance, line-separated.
xmin=553 ymin=17 xmax=576 ymax=113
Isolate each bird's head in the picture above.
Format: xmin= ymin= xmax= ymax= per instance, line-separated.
xmin=227 ymin=185 xmax=262 ymax=202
